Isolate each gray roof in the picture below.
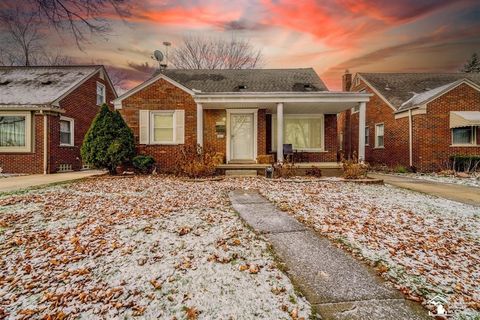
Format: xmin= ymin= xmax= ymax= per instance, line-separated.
xmin=159 ymin=68 xmax=328 ymax=93
xmin=359 ymin=73 xmax=480 ymax=110
xmin=0 ymin=65 xmax=102 ymax=107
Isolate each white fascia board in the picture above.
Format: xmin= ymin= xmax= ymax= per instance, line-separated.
xmin=112 ymin=73 xmax=195 ymax=109
xmin=194 ymin=92 xmax=371 ymax=104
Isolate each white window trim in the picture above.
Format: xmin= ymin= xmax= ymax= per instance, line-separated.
xmin=96 ymin=82 xmax=106 ymax=106
xmin=149 ymin=110 xmax=176 ymax=145
xmin=450 ymin=126 xmax=477 ymax=147
xmin=271 ymin=114 xmax=325 ymax=152
xmin=374 ymin=123 xmax=384 ymax=149
xmin=59 ymin=116 xmax=75 ymax=147
xmin=0 ymin=111 xmax=32 ymax=153
xmin=365 ymin=126 xmax=369 ymax=146
xmin=351 ymin=105 xmax=360 ymax=114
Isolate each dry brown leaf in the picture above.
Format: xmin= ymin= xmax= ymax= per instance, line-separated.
xmin=185 ymin=306 xmax=199 ymax=320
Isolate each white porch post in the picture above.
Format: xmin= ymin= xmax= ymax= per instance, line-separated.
xmin=358 ymin=102 xmax=366 ymax=162
xmin=276 ymin=102 xmax=284 ymax=162
xmin=196 ymin=103 xmax=203 ymax=147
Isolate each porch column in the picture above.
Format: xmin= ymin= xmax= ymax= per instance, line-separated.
xmin=277 ymin=102 xmax=284 ymax=162
xmin=358 ymin=102 xmax=366 ymax=162
xmin=196 ymin=103 xmax=203 ymax=147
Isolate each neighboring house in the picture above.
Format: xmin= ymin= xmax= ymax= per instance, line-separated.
xmin=0 ymin=66 xmax=117 ymax=174
xmin=113 ymin=68 xmax=369 ymax=172
xmin=339 ymin=71 xmax=480 ymax=171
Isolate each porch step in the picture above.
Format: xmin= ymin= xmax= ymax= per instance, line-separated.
xmin=225 ymin=170 xmax=258 ymax=177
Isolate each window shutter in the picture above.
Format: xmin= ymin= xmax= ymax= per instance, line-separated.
xmin=139 ymin=110 xmax=150 ymax=144
xmin=175 ymin=110 xmax=185 ymax=144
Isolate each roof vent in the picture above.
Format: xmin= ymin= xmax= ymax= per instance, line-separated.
xmin=0 ymin=80 xmax=10 ymax=85
xmin=304 ymin=84 xmax=313 ymax=91
xmin=385 ymin=84 xmax=391 ymax=91
xmin=238 ymin=85 xmax=247 ymax=91
xmin=41 ymin=80 xmax=53 ymax=85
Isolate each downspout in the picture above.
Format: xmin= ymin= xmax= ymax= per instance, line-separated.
xmin=42 ymin=111 xmax=48 ymax=174
xmin=408 ymin=109 xmax=413 ymax=168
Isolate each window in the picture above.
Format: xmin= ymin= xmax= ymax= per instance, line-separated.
xmin=375 ymin=123 xmax=384 ymax=148
xmin=365 ymin=126 xmax=369 ymax=145
xmin=272 ymin=115 xmax=324 ymax=151
xmin=0 ymin=112 xmax=31 ymax=152
xmin=452 ymin=127 xmax=476 ymax=145
xmin=151 ymin=112 xmax=174 ymax=143
xmin=59 ymin=117 xmax=74 ymax=146
xmin=96 ymin=82 xmax=106 ymax=105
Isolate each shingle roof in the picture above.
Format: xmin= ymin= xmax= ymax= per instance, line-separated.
xmin=0 ymin=65 xmax=102 ymax=107
xmin=159 ymin=68 xmax=328 ymax=92
xmin=359 ymin=73 xmax=480 ymax=110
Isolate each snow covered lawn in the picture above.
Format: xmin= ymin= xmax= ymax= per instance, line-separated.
xmin=0 ymin=176 xmax=310 ymax=319
xmin=257 ymin=180 xmax=480 ymax=319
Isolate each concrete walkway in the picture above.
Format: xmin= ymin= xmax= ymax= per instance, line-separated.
xmin=369 ymin=173 xmax=480 ymax=207
xmin=0 ymin=170 xmax=105 ymax=194
xmin=230 ymin=190 xmax=430 ymax=320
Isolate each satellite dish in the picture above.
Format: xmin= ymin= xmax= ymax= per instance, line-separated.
xmin=153 ymin=50 xmax=164 ymax=62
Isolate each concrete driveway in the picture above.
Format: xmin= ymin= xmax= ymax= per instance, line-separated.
xmin=369 ymin=173 xmax=480 ymax=207
xmin=0 ymin=170 xmax=105 ymax=194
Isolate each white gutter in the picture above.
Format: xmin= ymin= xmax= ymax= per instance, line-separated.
xmin=42 ymin=111 xmax=49 ymax=174
xmin=408 ymin=109 xmax=413 ymax=167
xmin=193 ymin=92 xmax=371 ymax=104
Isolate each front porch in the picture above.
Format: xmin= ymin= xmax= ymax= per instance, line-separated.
xmin=216 ymin=162 xmax=342 ymax=176
xmin=194 ymin=91 xmax=370 ymax=165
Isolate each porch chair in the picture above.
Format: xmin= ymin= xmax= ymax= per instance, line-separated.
xmin=283 ymin=144 xmax=294 ymax=163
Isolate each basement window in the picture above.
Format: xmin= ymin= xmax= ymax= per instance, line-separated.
xmin=57 ymin=164 xmax=72 ymax=172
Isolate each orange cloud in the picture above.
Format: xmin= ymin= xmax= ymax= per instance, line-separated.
xmin=126 ymin=4 xmax=242 ymax=29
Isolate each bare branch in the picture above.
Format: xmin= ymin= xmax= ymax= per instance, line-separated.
xmin=1 ymin=0 xmax=132 ymax=48
xmin=170 ymin=35 xmax=264 ymax=70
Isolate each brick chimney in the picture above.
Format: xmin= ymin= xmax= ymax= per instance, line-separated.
xmin=342 ymin=69 xmax=352 ymax=91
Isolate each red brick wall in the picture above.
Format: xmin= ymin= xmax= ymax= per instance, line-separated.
xmin=203 ymin=109 xmax=226 ymax=162
xmin=342 ymin=79 xmax=410 ymax=168
xmin=415 ymin=83 xmax=480 ymax=171
xmin=0 ymin=113 xmax=45 ymax=174
xmin=342 ymin=79 xmax=480 ymax=171
xmin=0 ymin=69 xmax=115 ymax=174
xmin=120 ymin=78 xmax=197 ymax=172
xmin=50 ymin=71 xmax=116 ymax=173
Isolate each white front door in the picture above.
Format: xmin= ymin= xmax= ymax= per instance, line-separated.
xmin=230 ymin=113 xmax=255 ymax=161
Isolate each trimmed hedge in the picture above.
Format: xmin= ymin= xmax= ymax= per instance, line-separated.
xmin=132 ymin=155 xmax=156 ymax=174
xmin=449 ymin=155 xmax=480 ymax=172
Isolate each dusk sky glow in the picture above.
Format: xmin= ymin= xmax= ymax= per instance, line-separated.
xmin=16 ymin=0 xmax=480 ymax=90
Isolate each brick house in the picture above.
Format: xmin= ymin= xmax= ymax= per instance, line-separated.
xmin=113 ymin=68 xmax=370 ymax=172
xmin=339 ymin=71 xmax=480 ymax=171
xmin=0 ymin=66 xmax=116 ymax=174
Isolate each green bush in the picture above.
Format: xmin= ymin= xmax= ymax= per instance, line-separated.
xmin=449 ymin=155 xmax=480 ymax=172
xmin=133 ymin=155 xmax=156 ymax=174
xmin=394 ymin=165 xmax=408 ymax=174
xmin=81 ymin=104 xmax=135 ymax=174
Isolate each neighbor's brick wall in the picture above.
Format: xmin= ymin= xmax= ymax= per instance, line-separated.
xmin=50 ymin=71 xmax=116 ymax=173
xmin=342 ymin=79 xmax=480 ymax=171
xmin=344 ymin=79 xmax=410 ymax=168
xmin=120 ymin=78 xmax=197 ymax=172
xmin=415 ymin=83 xmax=480 ymax=171
xmin=0 ymin=113 xmax=44 ymax=174
xmin=0 ymin=70 xmax=115 ymax=174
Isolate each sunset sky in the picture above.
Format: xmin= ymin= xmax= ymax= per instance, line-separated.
xmin=29 ymin=0 xmax=480 ymax=90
